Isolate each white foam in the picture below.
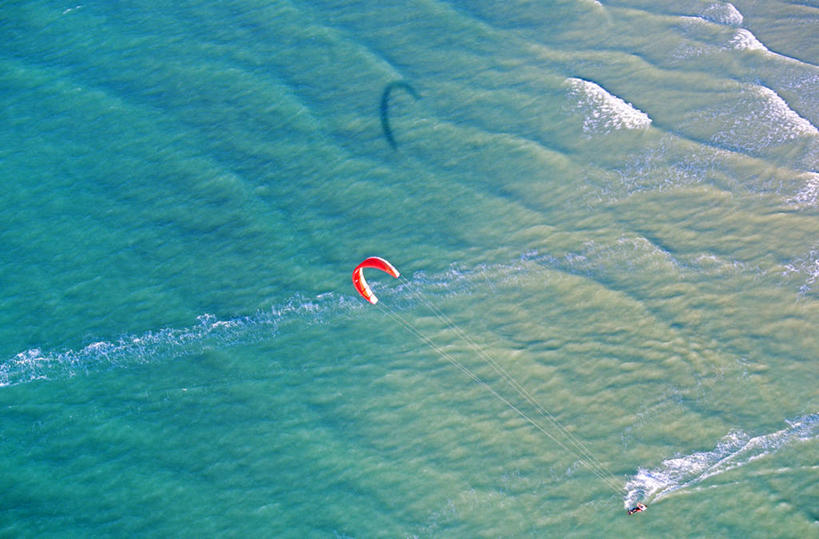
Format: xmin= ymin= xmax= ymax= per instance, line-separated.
xmin=730 ymin=29 xmax=767 ymax=52
xmin=752 ymin=85 xmax=818 ymax=137
xmin=787 ymin=172 xmax=819 ymax=208
xmin=624 ymin=414 xmax=819 ymax=507
xmin=782 ymin=245 xmax=819 ymax=296
xmin=701 ymin=2 xmax=743 ymax=26
xmin=0 ymin=261 xmax=547 ymax=388
xmin=711 ymin=84 xmax=819 ymax=152
xmin=566 ymin=78 xmax=652 ymax=134
xmin=0 ymin=293 xmax=357 ymax=387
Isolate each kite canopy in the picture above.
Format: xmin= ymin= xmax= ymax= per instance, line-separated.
xmin=352 ymin=257 xmax=400 ymax=304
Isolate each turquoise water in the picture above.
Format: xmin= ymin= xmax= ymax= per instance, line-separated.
xmin=1 ymin=0 xmax=817 ymax=536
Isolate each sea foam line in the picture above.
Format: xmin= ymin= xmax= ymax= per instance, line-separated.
xmin=624 ymin=414 xmax=819 ymax=507
xmin=0 ymin=293 xmax=358 ymax=388
xmin=566 ymin=78 xmax=652 ymax=134
xmin=0 ymin=257 xmax=592 ymax=388
xmin=0 ymin=264 xmax=503 ymax=388
xmin=3 ymin=241 xmax=812 ymax=387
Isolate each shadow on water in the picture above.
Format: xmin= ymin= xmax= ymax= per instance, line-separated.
xmin=380 ymin=81 xmax=420 ymax=150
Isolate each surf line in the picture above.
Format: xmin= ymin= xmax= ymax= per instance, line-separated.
xmin=377 ymin=275 xmax=624 ymax=497
xmin=380 ymin=81 xmax=420 ymax=150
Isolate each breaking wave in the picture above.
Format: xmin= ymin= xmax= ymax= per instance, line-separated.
xmin=730 ymin=29 xmax=766 ymax=52
xmin=624 ymin=414 xmax=819 ymax=507
xmin=711 ymin=84 xmax=818 ymax=153
xmin=566 ymin=78 xmax=652 ymax=134
xmin=701 ymin=2 xmax=743 ymax=26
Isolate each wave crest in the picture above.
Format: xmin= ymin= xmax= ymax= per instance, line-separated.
xmin=711 ymin=84 xmax=818 ymax=153
xmin=701 ymin=2 xmax=743 ymax=26
xmin=566 ymin=78 xmax=652 ymax=134
xmin=730 ymin=29 xmax=766 ymax=52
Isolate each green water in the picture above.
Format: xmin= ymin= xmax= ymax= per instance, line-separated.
xmin=1 ymin=0 xmax=817 ymax=536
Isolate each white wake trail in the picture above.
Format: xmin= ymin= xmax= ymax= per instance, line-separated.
xmin=624 ymin=414 xmax=818 ymax=507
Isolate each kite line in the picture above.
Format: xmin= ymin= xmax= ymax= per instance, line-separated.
xmin=352 ymin=257 xmax=623 ymax=496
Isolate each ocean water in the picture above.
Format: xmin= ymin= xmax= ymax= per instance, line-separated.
xmin=1 ymin=0 xmax=817 ymax=536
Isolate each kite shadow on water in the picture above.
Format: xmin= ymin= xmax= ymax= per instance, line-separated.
xmin=380 ymin=81 xmax=420 ymax=150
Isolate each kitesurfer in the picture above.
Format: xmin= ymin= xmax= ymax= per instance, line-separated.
xmin=627 ymin=503 xmax=647 ymax=515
